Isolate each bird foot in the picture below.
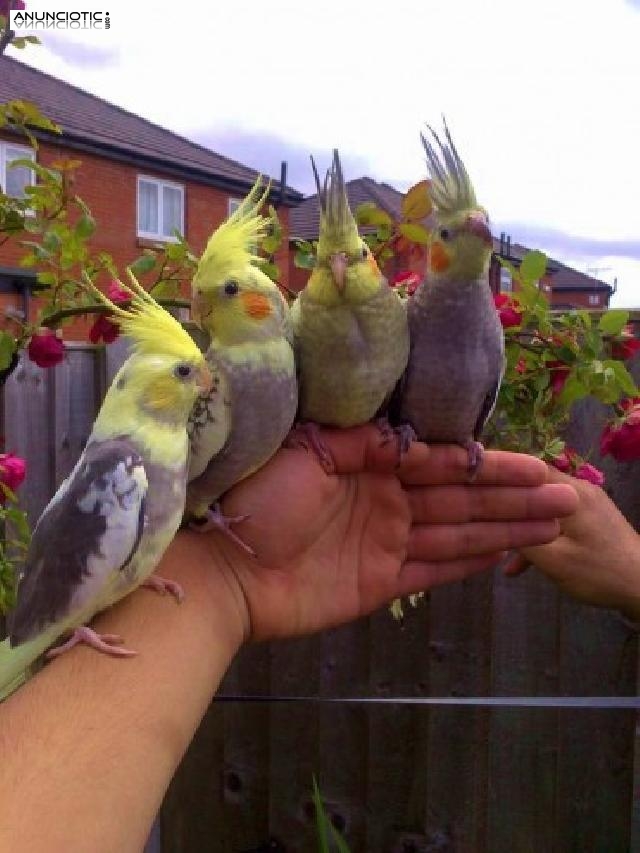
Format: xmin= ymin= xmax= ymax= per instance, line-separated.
xmin=189 ymin=503 xmax=256 ymax=557
xmin=142 ymin=575 xmax=185 ymax=603
xmin=284 ymin=422 xmax=335 ymax=474
xmin=46 ymin=626 xmax=137 ymax=660
xmin=464 ymin=439 xmax=485 ymax=481
xmin=375 ymin=417 xmax=417 ymax=464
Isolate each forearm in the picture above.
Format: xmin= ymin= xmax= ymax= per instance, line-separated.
xmin=0 ymin=532 xmax=246 ymax=853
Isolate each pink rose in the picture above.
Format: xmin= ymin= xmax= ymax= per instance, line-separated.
xmin=550 ymin=448 xmax=574 ymax=473
xmin=27 ymin=329 xmax=64 ymax=368
xmin=611 ymin=328 xmax=640 ymax=361
xmin=0 ymin=452 xmax=26 ymax=498
xmin=106 ymin=280 xmax=130 ymax=304
xmin=89 ymin=315 xmax=120 ymax=345
xmin=493 ymin=293 xmax=522 ymax=328
xmin=547 ymin=360 xmax=571 ymax=395
xmin=574 ymin=462 xmax=606 ymax=487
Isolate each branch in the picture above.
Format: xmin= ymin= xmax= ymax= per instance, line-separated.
xmin=40 ymin=298 xmax=191 ymax=328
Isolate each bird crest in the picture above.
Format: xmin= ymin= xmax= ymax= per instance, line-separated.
xmin=421 ymin=119 xmax=478 ymax=216
xmin=83 ymin=270 xmax=203 ymax=364
xmin=195 ymin=177 xmax=271 ymax=286
xmin=312 ymin=149 xmax=359 ymax=252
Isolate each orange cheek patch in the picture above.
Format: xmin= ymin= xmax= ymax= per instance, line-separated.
xmin=241 ymin=292 xmax=272 ymax=319
xmin=429 ymin=241 xmax=450 ymax=273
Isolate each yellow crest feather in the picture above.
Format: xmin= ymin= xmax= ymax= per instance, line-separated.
xmin=313 ymin=149 xmax=360 ymax=255
xmin=421 ymin=118 xmax=478 ymax=215
xmin=194 ymin=177 xmax=270 ymax=288
xmin=83 ymin=270 xmax=203 ymax=364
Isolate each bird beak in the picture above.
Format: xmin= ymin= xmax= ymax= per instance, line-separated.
xmin=329 ymin=252 xmax=348 ymax=291
xmin=465 ymin=213 xmax=493 ymax=246
xmin=196 ymin=364 xmax=213 ymax=395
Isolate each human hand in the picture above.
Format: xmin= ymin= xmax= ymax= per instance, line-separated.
xmin=198 ymin=425 xmax=578 ymax=641
xmin=505 ymin=466 xmax=640 ymax=620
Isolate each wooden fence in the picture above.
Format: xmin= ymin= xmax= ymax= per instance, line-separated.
xmin=2 ymin=345 xmax=640 ymax=852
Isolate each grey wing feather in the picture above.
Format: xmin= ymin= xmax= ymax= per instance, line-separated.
xmin=8 ymin=439 xmax=148 ymax=645
xmin=473 ymin=360 xmax=505 ymax=441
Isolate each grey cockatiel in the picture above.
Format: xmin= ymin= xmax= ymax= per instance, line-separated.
xmin=290 ymin=149 xmax=410 ymax=469
xmin=398 ymin=121 xmax=505 ymax=475
xmin=185 ymin=178 xmax=298 ymax=552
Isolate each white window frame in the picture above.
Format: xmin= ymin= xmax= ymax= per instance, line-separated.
xmin=1 ymin=141 xmax=35 ymax=199
xmin=588 ymin=293 xmax=600 ymax=306
xmin=136 ymin=175 xmax=184 ymax=242
xmin=228 ymin=197 xmax=242 ymax=216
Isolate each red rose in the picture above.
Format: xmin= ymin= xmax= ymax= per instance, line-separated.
xmin=27 ymin=328 xmax=64 ymax=368
xmin=0 ymin=452 xmax=26 ymax=498
xmin=574 ymin=462 xmax=605 ymax=487
xmin=89 ymin=314 xmax=120 ymax=344
xmin=515 ymin=357 xmax=527 ymax=374
xmin=391 ymin=270 xmax=421 ymax=296
xmin=493 ymin=293 xmax=522 ymax=328
xmin=0 ymin=0 xmax=25 ymax=17
xmin=611 ymin=327 xmax=640 ymax=360
xmin=547 ymin=360 xmax=570 ymax=395
xmin=600 ymin=399 xmax=640 ymax=461
xmin=550 ymin=448 xmax=574 ymax=473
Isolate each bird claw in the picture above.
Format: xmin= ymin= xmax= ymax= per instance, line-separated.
xmin=285 ymin=422 xmax=335 ymax=474
xmin=190 ymin=503 xmax=256 ymax=557
xmin=465 ymin=439 xmax=485 ymax=481
xmin=376 ymin=418 xmax=416 ymax=465
xmin=142 ymin=575 xmax=185 ymax=603
xmin=46 ymin=626 xmax=137 ymax=660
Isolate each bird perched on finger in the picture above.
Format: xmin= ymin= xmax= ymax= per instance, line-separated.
xmin=185 ymin=178 xmax=298 ymax=553
xmin=398 ymin=119 xmax=505 ymax=477
xmin=290 ymin=149 xmax=410 ymax=470
xmin=0 ymin=272 xmax=211 ymax=701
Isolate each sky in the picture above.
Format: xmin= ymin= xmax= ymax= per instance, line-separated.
xmin=6 ymin=0 xmax=640 ymax=306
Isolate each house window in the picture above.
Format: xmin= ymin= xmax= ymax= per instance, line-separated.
xmin=499 ymin=267 xmax=512 ymax=293
xmin=1 ymin=142 xmax=35 ymax=198
xmin=228 ymin=197 xmax=242 ymax=216
xmin=137 ymin=176 xmax=184 ymax=241
xmin=588 ymin=293 xmax=600 ymax=306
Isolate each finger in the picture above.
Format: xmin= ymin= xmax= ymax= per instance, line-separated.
xmin=319 ymin=424 xmax=432 ymax=476
xmin=406 ymin=519 xmax=561 ymax=562
xmin=396 ymin=554 xmax=504 ymax=597
xmin=501 ymin=552 xmax=531 ymax=576
xmin=407 ymin=483 xmax=579 ymax=524
xmin=398 ymin=445 xmax=549 ymax=488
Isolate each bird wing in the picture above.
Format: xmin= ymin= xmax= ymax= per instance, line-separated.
xmin=473 ymin=357 xmax=506 ymax=441
xmin=8 ymin=438 xmax=148 ymax=645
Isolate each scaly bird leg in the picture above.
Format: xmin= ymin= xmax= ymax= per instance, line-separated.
xmin=142 ymin=575 xmax=185 ymax=603
xmin=464 ymin=439 xmax=485 ymax=481
xmin=46 ymin=626 xmax=137 ymax=660
xmin=375 ymin=417 xmax=417 ymax=465
xmin=284 ymin=421 xmax=335 ymax=474
xmin=189 ymin=502 xmax=256 ymax=557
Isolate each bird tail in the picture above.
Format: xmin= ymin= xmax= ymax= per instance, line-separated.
xmin=0 ymin=634 xmax=49 ymax=702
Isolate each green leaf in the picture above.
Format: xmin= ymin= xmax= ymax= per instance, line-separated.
xmin=129 ymin=254 xmax=157 ymax=275
xmin=605 ymin=359 xmax=639 ymax=397
xmin=598 ymin=309 xmax=629 ymax=336
xmin=150 ymin=280 xmax=180 ymax=300
xmin=401 ymin=180 xmax=432 ymax=221
xmin=0 ymin=332 xmax=16 ymax=372
xmin=261 ymin=234 xmax=281 ymax=255
xmin=164 ymin=241 xmax=186 ymax=262
xmin=398 ymin=222 xmax=430 ymax=245
xmin=355 ymin=202 xmax=392 ymax=228
xmin=519 ymin=250 xmax=547 ymax=286
xmin=558 ymin=374 xmax=588 ymax=407
xmin=258 ymin=260 xmax=280 ymax=282
xmin=312 ymin=777 xmax=330 ymax=853
xmin=10 ymin=37 xmax=27 ymax=49
xmin=75 ymin=213 xmax=96 ymax=240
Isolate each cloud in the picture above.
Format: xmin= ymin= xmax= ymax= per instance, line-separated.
xmin=188 ymin=127 xmax=378 ymax=195
xmin=500 ymin=223 xmax=640 ymax=262
xmin=41 ymin=34 xmax=120 ymax=68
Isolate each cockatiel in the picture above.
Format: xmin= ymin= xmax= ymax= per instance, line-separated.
xmin=290 ymin=149 xmax=410 ymax=469
xmin=0 ymin=274 xmax=211 ymax=701
xmin=185 ymin=178 xmax=297 ymax=551
xmin=398 ymin=120 xmax=505 ymax=475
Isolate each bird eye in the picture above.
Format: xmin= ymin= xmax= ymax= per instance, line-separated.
xmin=174 ymin=363 xmax=193 ymax=379
xmin=439 ymin=228 xmax=451 ymax=241
xmin=224 ymin=280 xmax=239 ymax=296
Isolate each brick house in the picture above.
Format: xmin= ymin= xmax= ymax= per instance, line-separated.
xmin=0 ymin=55 xmax=302 ymax=337
xmin=289 ymin=178 xmax=614 ymax=308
